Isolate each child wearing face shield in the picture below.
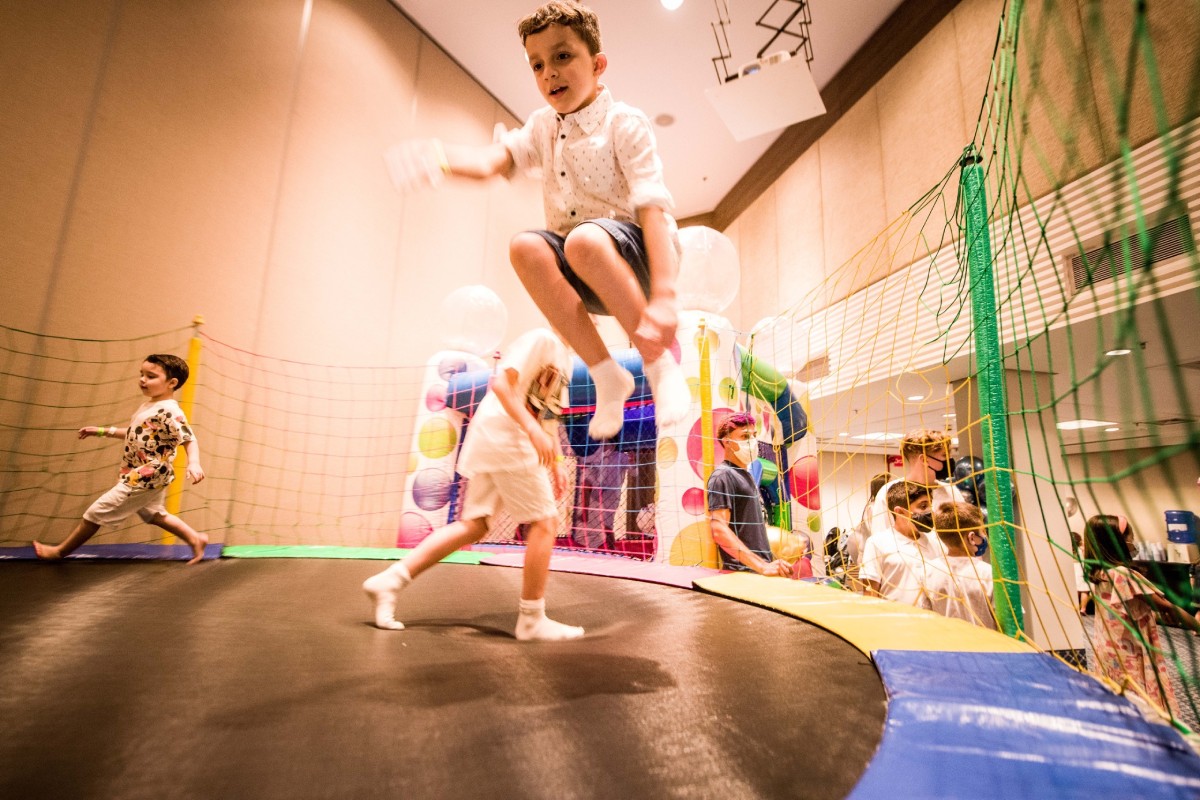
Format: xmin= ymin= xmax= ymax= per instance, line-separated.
xmin=362 ymin=328 xmax=584 ymax=641
xmin=915 ymin=502 xmax=997 ymax=629
xmin=706 ymin=412 xmax=794 ymax=577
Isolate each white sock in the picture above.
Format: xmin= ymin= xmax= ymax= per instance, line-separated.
xmin=362 ymin=563 xmax=412 ymax=630
xmin=643 ymin=356 xmax=690 ymax=427
xmin=515 ymin=597 xmax=584 ymax=641
xmin=588 ymin=358 xmax=634 ymax=439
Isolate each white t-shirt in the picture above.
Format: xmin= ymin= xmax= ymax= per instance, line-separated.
xmin=919 ymin=556 xmax=997 ymax=629
xmin=859 ymin=527 xmax=945 ymax=606
xmin=456 ymin=329 xmax=571 ymax=477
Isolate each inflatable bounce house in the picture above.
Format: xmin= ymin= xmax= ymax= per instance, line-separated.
xmin=399 ymin=228 xmax=819 ymax=568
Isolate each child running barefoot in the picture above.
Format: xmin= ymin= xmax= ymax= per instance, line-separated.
xmin=34 ymin=354 xmax=208 ymax=565
xmin=383 ymin=1 xmax=689 ymax=439
xmin=363 ymin=328 xmax=584 ymax=642
xmin=1084 ymin=514 xmax=1200 ymax=718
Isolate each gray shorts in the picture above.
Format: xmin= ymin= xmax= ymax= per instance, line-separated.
xmin=530 ymin=218 xmax=650 ymax=315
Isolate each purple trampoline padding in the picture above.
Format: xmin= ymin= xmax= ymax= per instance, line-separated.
xmin=0 ymin=543 xmax=223 ymax=561
xmin=851 ymin=650 xmax=1200 ymax=800
xmin=479 ymin=551 xmax=717 ymax=589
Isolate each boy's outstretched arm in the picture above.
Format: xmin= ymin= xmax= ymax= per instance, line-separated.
xmin=384 ymin=139 xmax=513 ymax=192
xmin=633 ymin=205 xmax=678 ymax=364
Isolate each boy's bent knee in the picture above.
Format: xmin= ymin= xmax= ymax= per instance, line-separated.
xmin=563 ymin=223 xmax=616 ymax=264
xmin=509 ymin=231 xmax=554 ymax=265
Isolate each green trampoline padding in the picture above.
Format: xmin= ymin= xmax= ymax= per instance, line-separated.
xmin=221 ymin=545 xmax=485 ymax=563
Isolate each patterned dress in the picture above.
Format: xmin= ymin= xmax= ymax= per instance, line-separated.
xmin=1092 ymin=566 xmax=1180 ymax=717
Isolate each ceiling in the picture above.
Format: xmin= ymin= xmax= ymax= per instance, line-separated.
xmin=390 ymin=0 xmax=906 ymax=219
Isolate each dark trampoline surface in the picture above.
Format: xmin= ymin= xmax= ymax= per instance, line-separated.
xmin=0 ymin=559 xmax=886 ymax=799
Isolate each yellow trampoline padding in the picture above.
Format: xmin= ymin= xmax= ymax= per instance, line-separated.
xmin=693 ymin=573 xmax=1034 ymax=656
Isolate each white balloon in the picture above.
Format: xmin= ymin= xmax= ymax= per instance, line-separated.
xmin=439 ymin=285 xmax=508 ymax=356
xmin=677 ymin=226 xmax=740 ymax=312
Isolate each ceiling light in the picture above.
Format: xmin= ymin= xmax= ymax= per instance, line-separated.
xmin=661 ymin=0 xmax=683 ymax=9
xmin=851 ymin=432 xmax=904 ymax=441
xmin=1056 ymin=419 xmax=1117 ymax=430
xmin=1104 ymin=426 xmax=1120 ymax=432
xmin=943 ymin=412 xmax=956 ymax=418
xmin=1105 ymin=349 xmax=1131 ymax=356
xmin=838 ymin=432 xmax=849 ymax=437
xmin=906 ymin=395 xmax=924 ymax=401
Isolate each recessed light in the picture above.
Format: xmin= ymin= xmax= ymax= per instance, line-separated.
xmin=660 ymin=0 xmax=683 ymax=9
xmin=906 ymin=395 xmax=924 ymax=401
xmin=837 ymin=432 xmax=849 ymax=437
xmin=943 ymin=412 xmax=956 ymax=418
xmin=1105 ymin=349 xmax=1131 ymax=356
xmin=1104 ymin=426 xmax=1120 ymax=432
xmin=1056 ymin=419 xmax=1117 ymax=430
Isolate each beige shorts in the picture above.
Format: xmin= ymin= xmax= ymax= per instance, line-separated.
xmin=83 ymin=482 xmax=169 ymax=527
xmin=461 ymin=468 xmax=556 ymax=524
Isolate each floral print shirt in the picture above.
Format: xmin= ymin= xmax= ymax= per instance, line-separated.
xmin=119 ymin=399 xmax=194 ymax=490
xmin=1092 ymin=566 xmax=1180 ymax=717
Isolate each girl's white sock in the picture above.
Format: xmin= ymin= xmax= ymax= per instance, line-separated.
xmin=515 ymin=597 xmax=584 ymax=641
xmin=587 ymin=358 xmax=634 ymax=439
xmin=362 ymin=563 xmax=412 ymax=630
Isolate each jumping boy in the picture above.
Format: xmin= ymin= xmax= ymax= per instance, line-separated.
xmin=362 ymin=328 xmax=584 ymax=641
xmin=384 ymin=0 xmax=689 ymax=440
xmin=33 ymin=354 xmax=208 ymax=564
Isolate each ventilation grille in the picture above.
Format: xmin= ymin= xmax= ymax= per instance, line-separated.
xmin=1067 ymin=214 xmax=1193 ymax=295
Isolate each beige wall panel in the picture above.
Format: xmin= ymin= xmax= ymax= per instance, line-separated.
xmin=1008 ymin=0 xmax=1105 ymax=201
xmin=255 ymin=0 xmax=427 ymax=366
xmin=773 ymin=146 xmax=826 ymax=313
xmin=736 ymin=187 xmax=779 ymax=332
xmin=878 ymin=16 xmax=968 ymax=223
xmin=818 ymin=91 xmax=890 ymax=299
xmin=721 ymin=218 xmax=743 ymax=325
xmin=1084 ymin=0 xmax=1200 ymax=159
xmin=953 ymin=0 xmax=1005 ymax=141
xmin=383 ymin=39 xmax=502 ymax=364
xmin=0 ymin=1 xmax=117 ymax=332
xmin=44 ymin=0 xmax=307 ymax=344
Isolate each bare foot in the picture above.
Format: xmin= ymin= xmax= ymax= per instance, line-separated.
xmin=33 ymin=541 xmax=62 ymax=561
xmin=187 ymin=533 xmax=209 ymax=565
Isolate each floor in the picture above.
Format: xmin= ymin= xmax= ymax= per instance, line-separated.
xmin=0 ymin=559 xmax=885 ymax=800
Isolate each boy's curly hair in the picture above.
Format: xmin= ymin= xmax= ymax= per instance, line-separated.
xmin=899 ymin=428 xmax=950 ymax=460
xmin=518 ymin=1 xmax=602 ymax=55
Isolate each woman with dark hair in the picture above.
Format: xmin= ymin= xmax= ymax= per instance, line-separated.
xmin=1083 ymin=514 xmax=1199 ymax=718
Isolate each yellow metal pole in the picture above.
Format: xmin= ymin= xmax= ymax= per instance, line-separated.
xmin=698 ymin=319 xmax=714 ymax=484
xmin=163 ymin=315 xmax=204 ymax=542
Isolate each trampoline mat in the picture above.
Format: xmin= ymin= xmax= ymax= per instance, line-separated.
xmin=0 ymin=559 xmax=885 ymax=799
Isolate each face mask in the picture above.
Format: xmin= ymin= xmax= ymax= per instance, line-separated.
xmin=727 ymin=438 xmax=756 ymax=464
xmin=909 ymin=510 xmax=934 ymax=534
xmin=968 ymin=532 xmax=989 ymax=558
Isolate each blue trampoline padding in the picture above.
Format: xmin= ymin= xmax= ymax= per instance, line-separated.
xmin=850 ymin=650 xmax=1200 ymax=800
xmin=0 ymin=543 xmax=223 ymax=561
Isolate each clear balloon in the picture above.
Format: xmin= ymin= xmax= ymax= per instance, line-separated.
xmin=440 ymin=285 xmax=508 ymax=356
xmin=677 ymin=226 xmax=740 ymax=313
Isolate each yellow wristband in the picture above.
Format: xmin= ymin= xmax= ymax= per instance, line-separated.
xmin=431 ymin=139 xmax=451 ymax=176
